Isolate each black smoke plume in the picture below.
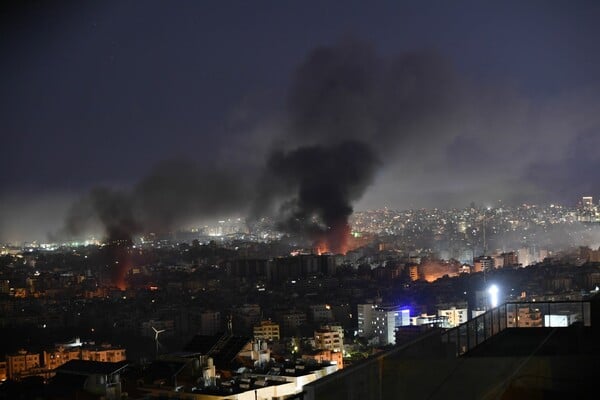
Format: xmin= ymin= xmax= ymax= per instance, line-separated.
xmin=262 ymin=140 xmax=378 ymax=253
xmin=58 ymin=160 xmax=249 ymax=287
xmin=251 ymin=39 xmax=461 ymax=251
xmin=61 ymin=160 xmax=249 ymax=242
xmin=286 ymin=39 xmax=460 ymax=151
xmin=60 ymin=39 xmax=464 ymax=259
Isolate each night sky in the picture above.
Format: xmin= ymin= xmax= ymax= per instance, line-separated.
xmin=1 ymin=0 xmax=600 ymax=243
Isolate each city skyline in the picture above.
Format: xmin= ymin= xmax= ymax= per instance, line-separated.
xmin=2 ymin=1 xmax=600 ymax=244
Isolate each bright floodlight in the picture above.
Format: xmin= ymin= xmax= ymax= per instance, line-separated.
xmin=488 ymin=284 xmax=499 ymax=308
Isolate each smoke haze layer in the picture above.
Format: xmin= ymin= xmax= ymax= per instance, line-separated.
xmin=3 ymin=1 xmax=600 ymax=245
xmin=8 ymin=38 xmax=597 ymax=250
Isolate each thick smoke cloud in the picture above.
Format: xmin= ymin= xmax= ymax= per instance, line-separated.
xmin=62 ymin=39 xmax=462 ymax=253
xmin=259 ymin=140 xmax=379 ymax=253
xmin=250 ymin=40 xmax=463 ymax=251
xmin=57 ymin=160 xmax=250 ymax=287
xmin=286 ymin=40 xmax=461 ymax=153
xmin=51 ymin=38 xmax=600 ymax=257
xmin=59 ymin=160 xmax=250 ymax=243
xmin=64 ymin=187 xmax=139 ymax=243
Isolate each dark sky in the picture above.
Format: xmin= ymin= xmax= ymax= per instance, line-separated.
xmin=1 ymin=0 xmax=600 ymax=242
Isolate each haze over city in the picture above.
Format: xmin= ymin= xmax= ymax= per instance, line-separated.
xmin=1 ymin=0 xmax=600 ymax=244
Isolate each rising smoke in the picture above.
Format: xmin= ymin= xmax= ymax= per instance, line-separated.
xmin=60 ymin=39 xmax=462 ymax=257
xmin=60 ymin=160 xmax=250 ymax=243
xmin=58 ymin=160 xmax=250 ymax=287
xmin=54 ymin=38 xmax=600 ymax=286
xmin=250 ymin=39 xmax=462 ymax=252
xmin=258 ymin=140 xmax=379 ymax=254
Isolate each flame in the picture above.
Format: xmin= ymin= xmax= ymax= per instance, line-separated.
xmin=108 ymin=244 xmax=132 ymax=291
xmin=313 ymin=222 xmax=351 ymax=255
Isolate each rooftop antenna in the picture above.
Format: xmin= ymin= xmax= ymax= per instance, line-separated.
xmin=152 ymin=326 xmax=166 ymax=358
xmin=483 ymin=217 xmax=487 ymax=256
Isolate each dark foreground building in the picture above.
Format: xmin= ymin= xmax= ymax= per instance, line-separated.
xmin=304 ymin=295 xmax=600 ymax=399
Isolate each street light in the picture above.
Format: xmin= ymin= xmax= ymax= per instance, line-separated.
xmin=488 ymin=284 xmax=499 ymax=308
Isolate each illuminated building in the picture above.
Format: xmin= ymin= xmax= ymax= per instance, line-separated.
xmin=6 ymin=350 xmax=40 ymax=380
xmin=437 ymin=307 xmax=468 ymax=328
xmin=410 ymin=313 xmax=447 ymax=327
xmin=358 ymin=304 xmax=410 ymax=345
xmin=507 ymin=306 xmax=543 ymax=327
xmin=578 ymin=196 xmax=599 ymax=222
xmin=253 ymin=320 xmax=280 ymax=341
xmin=473 ymin=256 xmax=493 ymax=272
xmin=303 ymin=349 xmax=344 ymax=369
xmin=408 ymin=264 xmax=419 ymax=281
xmin=44 ymin=341 xmax=126 ymax=371
xmin=0 ymin=361 xmax=6 ymax=381
xmin=314 ymin=326 xmax=343 ymax=352
xmin=81 ymin=344 xmax=127 ymax=363
xmin=502 ymin=250 xmax=521 ymax=267
xmin=43 ymin=347 xmax=82 ymax=371
xmin=357 ymin=303 xmax=378 ymax=338
xmin=544 ymin=313 xmax=579 ymax=327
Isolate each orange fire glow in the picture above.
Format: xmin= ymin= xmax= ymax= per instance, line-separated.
xmin=314 ymin=223 xmax=352 ymax=255
xmin=420 ymin=261 xmax=460 ymax=282
xmin=110 ymin=245 xmax=132 ymax=291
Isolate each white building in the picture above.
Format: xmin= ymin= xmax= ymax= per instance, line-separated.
xmin=437 ymin=307 xmax=468 ymax=328
xmin=357 ymin=304 xmax=377 ymax=338
xmin=358 ymin=304 xmax=410 ymax=345
xmin=544 ymin=313 xmax=578 ymax=327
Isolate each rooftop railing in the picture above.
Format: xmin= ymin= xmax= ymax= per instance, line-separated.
xmin=441 ymin=300 xmax=592 ymax=356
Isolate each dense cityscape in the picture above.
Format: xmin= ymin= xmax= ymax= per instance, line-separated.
xmin=2 ymin=1 xmax=600 ymax=398
xmin=1 ymin=197 xmax=599 ymax=398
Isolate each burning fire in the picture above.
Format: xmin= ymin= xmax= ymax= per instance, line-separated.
xmin=106 ymin=244 xmax=132 ymax=291
xmin=314 ymin=222 xmax=351 ymax=255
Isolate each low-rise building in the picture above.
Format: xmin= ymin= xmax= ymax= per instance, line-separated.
xmin=6 ymin=350 xmax=40 ymax=380
xmin=302 ymin=349 xmax=344 ymax=369
xmin=507 ymin=306 xmax=543 ymax=327
xmin=253 ymin=320 xmax=280 ymax=341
